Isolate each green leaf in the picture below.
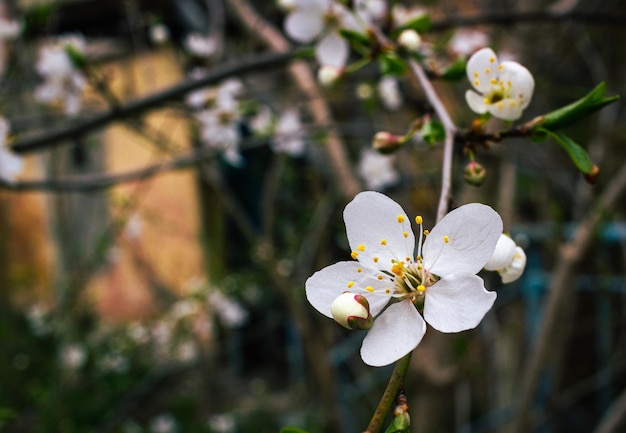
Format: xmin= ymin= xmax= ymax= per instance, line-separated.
xmin=393 ymin=14 xmax=431 ymax=35
xmin=540 ymin=128 xmax=594 ymax=174
xmin=280 ymin=428 xmax=309 ymax=433
xmin=378 ymin=53 xmax=407 ymax=76
xmin=440 ymin=57 xmax=467 ymax=81
xmin=339 ymin=28 xmax=371 ymax=47
xmin=421 ymin=120 xmax=445 ymax=145
xmin=537 ymin=82 xmax=619 ymax=131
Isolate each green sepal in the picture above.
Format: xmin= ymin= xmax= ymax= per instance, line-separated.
xmin=393 ymin=14 xmax=431 ymax=35
xmin=339 ymin=28 xmax=371 ymax=47
xmin=378 ymin=52 xmax=407 ymax=76
xmin=280 ymin=428 xmax=309 ymax=433
xmin=440 ymin=57 xmax=467 ymax=81
xmin=537 ymin=82 xmax=619 ymax=131
xmin=540 ymin=128 xmax=594 ymax=174
xmin=384 ymin=413 xmax=411 ymax=433
xmin=421 ymin=120 xmax=445 ymax=146
xmin=64 ymin=44 xmax=87 ymax=70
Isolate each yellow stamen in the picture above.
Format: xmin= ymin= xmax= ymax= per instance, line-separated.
xmin=423 ymin=230 xmax=429 ymax=235
xmin=485 ymin=67 xmax=491 ymax=74
xmin=403 ymin=231 xmax=409 ymax=238
xmin=380 ymin=239 xmax=387 ymax=245
xmin=373 ymin=257 xmax=379 ymax=263
xmin=365 ymin=286 xmax=374 ymax=292
xmin=377 ymin=275 xmax=383 ymax=280
xmin=397 ymin=215 xmax=405 ymax=223
xmin=417 ymin=284 xmax=426 ymax=292
xmin=347 ymin=281 xmax=355 ymax=288
xmin=357 ymin=267 xmax=362 ymax=273
xmin=351 ymin=251 xmax=359 ymax=260
xmin=415 ymin=216 xmax=423 ymax=224
xmin=443 ymin=235 xmax=449 ymax=243
xmin=357 ymin=244 xmax=365 ymax=251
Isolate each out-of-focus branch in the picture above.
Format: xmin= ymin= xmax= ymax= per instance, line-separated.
xmin=593 ymin=388 xmax=626 ymax=433
xmin=11 ymin=50 xmax=296 ymax=154
xmin=227 ymin=0 xmax=362 ymax=200
xmin=512 ymin=162 xmax=626 ymax=433
xmin=0 ymin=147 xmax=220 ymax=192
xmin=429 ymin=10 xmax=626 ymax=32
xmin=407 ymin=59 xmax=457 ymax=221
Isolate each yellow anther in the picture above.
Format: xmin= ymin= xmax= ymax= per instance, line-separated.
xmin=397 ymin=215 xmax=405 ymax=223
xmin=485 ymin=67 xmax=491 ymax=74
xmin=405 ymin=257 xmax=411 ymax=262
xmin=357 ymin=267 xmax=362 ymax=273
xmin=490 ymin=78 xmax=497 ymax=84
xmin=498 ymin=64 xmax=504 ymax=70
xmin=351 ymin=251 xmax=359 ymax=260
xmin=373 ymin=257 xmax=379 ymax=263
xmin=377 ymin=275 xmax=383 ymax=280
xmin=473 ymin=72 xmax=478 ymax=78
xmin=484 ymin=98 xmax=491 ymax=105
xmin=443 ymin=235 xmax=449 ymax=243
xmin=403 ymin=231 xmax=409 ymax=238
xmin=417 ymin=284 xmax=426 ymax=292
xmin=385 ymin=288 xmax=391 ymax=294
xmin=357 ymin=244 xmax=366 ymax=252
xmin=509 ymin=100 xmax=516 ymax=107
xmin=415 ymin=216 xmax=423 ymax=224
xmin=365 ymin=286 xmax=374 ymax=292
xmin=347 ymin=281 xmax=355 ymax=288
xmin=489 ymin=57 xmax=495 ymax=63
xmin=391 ymin=263 xmax=404 ymax=275
xmin=380 ymin=239 xmax=387 ymax=246
xmin=474 ymin=79 xmax=480 ymax=86
xmin=416 ymin=255 xmax=422 ymax=261
xmin=417 ymin=265 xmax=422 ymax=270
xmin=423 ymin=230 xmax=429 ymax=235
xmin=497 ymin=102 xmax=504 ymax=109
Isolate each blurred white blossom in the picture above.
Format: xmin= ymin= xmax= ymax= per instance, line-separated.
xmin=150 ymin=24 xmax=170 ymax=45
xmin=0 ymin=117 xmax=23 ymax=183
xmin=150 ymin=413 xmax=178 ymax=433
xmin=59 ymin=343 xmax=87 ymax=370
xmin=378 ymin=76 xmax=402 ymax=111
xmin=209 ymin=291 xmax=248 ymax=328
xmin=34 ymin=34 xmax=87 ymax=116
xmin=273 ymin=108 xmax=306 ymax=156
xmin=358 ymin=149 xmax=399 ymax=190
xmin=184 ymin=33 xmax=218 ymax=58
xmin=0 ymin=18 xmax=21 ymax=39
xmin=448 ymin=29 xmax=489 ymax=57
xmin=207 ymin=413 xmax=236 ymax=433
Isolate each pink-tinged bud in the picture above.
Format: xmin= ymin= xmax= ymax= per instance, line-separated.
xmin=330 ymin=292 xmax=373 ymax=330
xmin=464 ymin=160 xmax=486 ymax=186
xmin=372 ymin=131 xmax=405 ymax=154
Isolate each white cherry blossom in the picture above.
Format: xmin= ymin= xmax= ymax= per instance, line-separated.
xmin=0 ymin=117 xmax=23 ymax=183
xmin=465 ymin=47 xmax=534 ymax=121
xmin=273 ymin=108 xmax=306 ymax=156
xmin=306 ymin=191 xmax=502 ymax=366
xmin=378 ymin=75 xmax=402 ymax=111
xmin=358 ymin=149 xmax=399 ymax=190
xmin=283 ymin=0 xmax=360 ymax=68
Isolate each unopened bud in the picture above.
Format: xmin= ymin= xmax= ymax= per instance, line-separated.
xmin=484 ymin=234 xmax=516 ymax=271
xmin=397 ymin=29 xmax=421 ymax=51
xmin=583 ymin=164 xmax=599 ymax=184
xmin=330 ymin=292 xmax=373 ymax=330
xmin=372 ymin=131 xmax=405 ymax=154
xmin=317 ymin=65 xmax=342 ymax=87
xmin=499 ymin=246 xmax=526 ymax=283
xmin=464 ymin=161 xmax=486 ymax=186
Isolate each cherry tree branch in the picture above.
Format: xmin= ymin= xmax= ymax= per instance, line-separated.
xmin=407 ymin=59 xmax=458 ymax=221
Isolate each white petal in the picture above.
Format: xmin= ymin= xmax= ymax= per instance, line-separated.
xmin=465 ymin=90 xmax=488 ymax=114
xmin=0 ymin=148 xmax=24 ymax=183
xmin=487 ymin=98 xmax=524 ymax=121
xmin=500 ymin=246 xmax=526 ymax=283
xmin=484 ymin=234 xmax=516 ymax=271
xmin=284 ymin=9 xmax=324 ymax=43
xmin=360 ymin=300 xmax=425 ymax=366
xmin=315 ymin=32 xmax=349 ymax=68
xmin=423 ymin=203 xmax=502 ymax=277
xmin=466 ymin=47 xmax=499 ymax=93
xmin=499 ymin=60 xmax=534 ymax=109
xmin=344 ymin=191 xmax=415 ymax=273
xmin=305 ymin=261 xmax=391 ymax=318
xmin=423 ymin=273 xmax=496 ymax=332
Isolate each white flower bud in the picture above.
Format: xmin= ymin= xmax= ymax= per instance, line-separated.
xmin=484 ymin=234 xmax=516 ymax=271
xmin=317 ymin=65 xmax=342 ymax=87
xmin=330 ymin=292 xmax=373 ymax=330
xmin=397 ymin=29 xmax=421 ymax=51
xmin=499 ymin=246 xmax=526 ymax=283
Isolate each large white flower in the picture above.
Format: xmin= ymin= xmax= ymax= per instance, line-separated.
xmin=465 ymin=47 xmax=534 ymax=121
xmin=306 ymin=191 xmax=502 ymax=366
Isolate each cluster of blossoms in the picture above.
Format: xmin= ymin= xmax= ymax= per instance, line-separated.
xmin=306 ymin=191 xmax=526 ymax=366
xmin=250 ymin=105 xmax=307 ymax=157
xmin=34 ymin=34 xmax=88 ymax=116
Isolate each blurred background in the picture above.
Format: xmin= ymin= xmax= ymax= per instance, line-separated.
xmin=0 ymin=0 xmax=625 ymax=432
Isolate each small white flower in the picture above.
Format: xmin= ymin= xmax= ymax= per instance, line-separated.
xmin=209 ymin=291 xmax=248 ymax=328
xmin=184 ymin=33 xmax=218 ymax=58
xmin=150 ymin=24 xmax=170 ymax=44
xmin=273 ymin=108 xmax=305 ymax=156
xmin=34 ymin=35 xmax=87 ymax=116
xmin=358 ymin=149 xmax=399 ymax=190
xmin=59 ymin=343 xmax=87 ymax=370
xmin=465 ymin=47 xmax=534 ymax=121
xmin=208 ymin=413 xmax=236 ymax=433
xmin=0 ymin=18 xmax=21 ymax=39
xmin=397 ymin=29 xmax=421 ymax=51
xmin=378 ymin=75 xmax=402 ymax=111
xmin=0 ymin=117 xmax=23 ymax=183
xmin=448 ymin=29 xmax=489 ymax=57
xmin=306 ymin=191 xmax=502 ymax=366
xmin=283 ymin=0 xmax=359 ymax=68
xmin=485 ymin=234 xmax=526 ymax=283
xmin=150 ymin=413 xmax=178 ymax=433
